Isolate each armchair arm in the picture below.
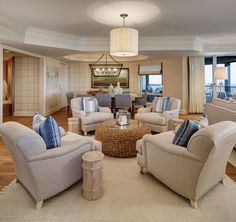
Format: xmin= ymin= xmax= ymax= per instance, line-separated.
xmin=71 ymin=109 xmax=86 ymax=119
xmin=162 ymin=108 xmax=180 ymax=118
xmin=137 ymin=107 xmax=152 ymax=113
xmin=98 ymin=106 xmax=112 ymax=113
xmin=27 ymin=139 xmax=94 ymax=162
xmin=143 ymin=134 xmax=202 ymax=162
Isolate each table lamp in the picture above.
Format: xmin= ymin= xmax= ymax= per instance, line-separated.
xmin=215 ymin=67 xmax=227 ymax=99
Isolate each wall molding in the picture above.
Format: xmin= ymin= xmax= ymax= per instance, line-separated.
xmin=14 ymin=111 xmax=36 ymax=116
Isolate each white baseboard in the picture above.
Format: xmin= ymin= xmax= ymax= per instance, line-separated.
xmin=14 ymin=111 xmax=35 ymax=116
xmin=180 ymin=109 xmax=188 ymax=115
xmin=46 ymin=107 xmax=60 ymax=116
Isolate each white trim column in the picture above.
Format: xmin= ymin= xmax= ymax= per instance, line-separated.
xmin=0 ymin=44 xmax=3 ymax=123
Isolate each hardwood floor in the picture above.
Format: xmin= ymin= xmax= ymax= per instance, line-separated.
xmin=0 ymin=109 xmax=236 ymax=191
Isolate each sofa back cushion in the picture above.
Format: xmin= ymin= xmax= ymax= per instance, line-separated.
xmin=39 ymin=116 xmax=61 ymax=149
xmin=173 ymin=119 xmax=199 ymax=147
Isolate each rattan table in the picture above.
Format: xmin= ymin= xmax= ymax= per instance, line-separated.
xmin=95 ymin=120 xmax=151 ymax=158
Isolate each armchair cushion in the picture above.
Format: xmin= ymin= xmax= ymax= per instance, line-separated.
xmin=81 ymin=112 xmax=113 ymax=125
xmin=173 ymin=120 xmax=199 ymax=147
xmin=98 ymin=106 xmax=112 ymax=113
xmin=135 ymin=112 xmax=167 ymax=125
xmin=39 ymin=116 xmax=61 ymax=149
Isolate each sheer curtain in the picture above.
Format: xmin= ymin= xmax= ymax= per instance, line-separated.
xmin=189 ymin=56 xmax=205 ymax=113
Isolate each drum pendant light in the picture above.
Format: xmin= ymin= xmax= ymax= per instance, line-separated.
xmin=110 ymin=13 xmax=138 ymax=57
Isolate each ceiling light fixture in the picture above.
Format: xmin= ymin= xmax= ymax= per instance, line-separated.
xmin=89 ymin=53 xmax=123 ymax=76
xmin=110 ymin=13 xmax=138 ymax=57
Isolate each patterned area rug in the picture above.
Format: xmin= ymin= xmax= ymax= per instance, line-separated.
xmin=0 ymin=157 xmax=236 ymax=222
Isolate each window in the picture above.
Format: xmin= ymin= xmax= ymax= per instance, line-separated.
xmin=140 ymin=74 xmax=163 ymax=102
xmin=204 ymin=64 xmax=213 ymax=85
xmin=204 ymin=56 xmax=236 ymax=102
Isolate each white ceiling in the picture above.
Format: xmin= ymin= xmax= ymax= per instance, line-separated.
xmin=1 ymin=0 xmax=236 ymax=58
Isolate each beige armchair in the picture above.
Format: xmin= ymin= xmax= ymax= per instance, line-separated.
xmin=136 ymin=121 xmax=236 ymax=208
xmin=135 ymin=97 xmax=181 ymax=133
xmin=0 ymin=122 xmax=102 ymax=209
xmin=71 ymin=97 xmax=114 ymax=135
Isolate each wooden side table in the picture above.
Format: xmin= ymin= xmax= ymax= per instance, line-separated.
xmin=68 ymin=117 xmax=79 ymax=134
xmin=82 ymin=151 xmax=104 ymax=200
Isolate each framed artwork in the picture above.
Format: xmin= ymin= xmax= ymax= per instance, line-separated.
xmin=91 ymin=68 xmax=129 ymax=88
xmin=46 ymin=66 xmax=59 ymax=89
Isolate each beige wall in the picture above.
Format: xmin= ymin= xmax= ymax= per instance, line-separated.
xmin=14 ymin=56 xmax=40 ymax=116
xmin=67 ymin=57 xmax=189 ymax=114
xmin=67 ymin=62 xmax=139 ymax=95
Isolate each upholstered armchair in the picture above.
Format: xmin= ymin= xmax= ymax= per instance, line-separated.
xmin=136 ymin=121 xmax=236 ymax=208
xmin=71 ymin=97 xmax=114 ymax=135
xmin=0 ymin=122 xmax=102 ymax=209
xmin=135 ymin=97 xmax=181 ymax=133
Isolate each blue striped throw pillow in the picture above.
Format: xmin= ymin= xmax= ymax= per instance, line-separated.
xmin=81 ymin=97 xmax=98 ymax=113
xmin=39 ymin=116 xmax=61 ymax=149
xmin=172 ymin=119 xmax=199 ymax=147
xmin=162 ymin=97 xmax=171 ymax=112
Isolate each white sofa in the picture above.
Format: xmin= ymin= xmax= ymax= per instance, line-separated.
xmin=205 ymin=98 xmax=236 ymax=125
xmin=0 ymin=121 xmax=102 ymax=209
xmin=71 ymin=97 xmax=114 ymax=135
xmin=136 ymin=121 xmax=236 ymax=208
xmin=134 ymin=97 xmax=181 ymax=133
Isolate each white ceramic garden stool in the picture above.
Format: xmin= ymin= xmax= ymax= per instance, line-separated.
xmin=68 ymin=117 xmax=79 ymax=134
xmin=82 ymin=151 xmax=104 ymax=200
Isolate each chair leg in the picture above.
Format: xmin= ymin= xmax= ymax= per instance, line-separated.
xmin=16 ymin=178 xmax=19 ymax=183
xmin=220 ymin=179 xmax=225 ymax=185
xmin=36 ymin=200 xmax=43 ymax=210
xmin=190 ymin=200 xmax=198 ymax=209
xmin=84 ymin=131 xmax=87 ymax=136
xmin=139 ymin=166 xmax=146 ymax=174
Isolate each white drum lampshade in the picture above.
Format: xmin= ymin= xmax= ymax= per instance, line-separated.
xmin=215 ymin=67 xmax=227 ymax=80
xmin=110 ymin=28 xmax=138 ymax=57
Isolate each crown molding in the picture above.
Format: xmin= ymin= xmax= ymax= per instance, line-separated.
xmin=0 ymin=11 xmax=26 ymax=42
xmin=203 ymin=36 xmax=236 ymax=54
xmin=2 ymin=9 xmax=236 ymax=55
xmin=139 ymin=36 xmax=203 ymax=52
xmin=24 ymin=27 xmax=109 ymax=51
xmin=24 ymin=27 xmax=204 ymax=52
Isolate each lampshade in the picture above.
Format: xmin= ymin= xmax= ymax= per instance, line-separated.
xmin=215 ymin=67 xmax=227 ymax=80
xmin=110 ymin=28 xmax=138 ymax=57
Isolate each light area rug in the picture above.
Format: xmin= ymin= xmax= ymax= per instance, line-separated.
xmin=229 ymin=149 xmax=236 ymax=168
xmin=0 ymin=157 xmax=236 ymax=222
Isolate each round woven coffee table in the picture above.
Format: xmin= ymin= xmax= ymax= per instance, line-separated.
xmin=95 ymin=120 xmax=151 ymax=158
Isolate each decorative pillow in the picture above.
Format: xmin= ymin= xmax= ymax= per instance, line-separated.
xmin=39 ymin=116 xmax=61 ymax=149
xmin=195 ymin=114 xmax=208 ymax=128
xmin=162 ymin=97 xmax=171 ymax=112
xmin=173 ymin=119 xmax=199 ymax=147
xmin=33 ymin=112 xmax=65 ymax=136
xmin=152 ymin=97 xmax=163 ymax=113
xmin=81 ymin=97 xmax=98 ymax=113
xmin=32 ymin=112 xmax=46 ymax=133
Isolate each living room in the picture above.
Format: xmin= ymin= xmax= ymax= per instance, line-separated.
xmin=0 ymin=0 xmax=236 ymax=221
